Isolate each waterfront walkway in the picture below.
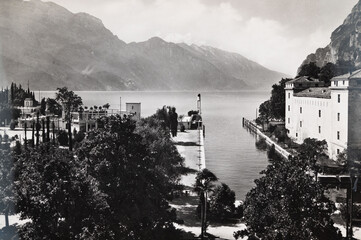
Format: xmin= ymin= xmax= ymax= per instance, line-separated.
xmin=172 ymin=129 xmax=246 ymax=240
xmin=174 ymin=128 xmax=206 ymax=187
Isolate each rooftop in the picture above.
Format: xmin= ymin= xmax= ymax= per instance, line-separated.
xmin=294 ymin=87 xmax=331 ymax=99
xmin=332 ymin=69 xmax=361 ymax=81
xmin=287 ymin=76 xmax=319 ymax=84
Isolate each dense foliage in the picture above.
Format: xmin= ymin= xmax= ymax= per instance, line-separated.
xmin=0 ymin=111 xmax=190 ymax=239
xmin=208 ymin=183 xmax=235 ymax=221
xmin=298 ymin=60 xmax=356 ymax=85
xmin=0 ymin=143 xmax=16 ymax=229
xmin=15 ymin=144 xmax=110 ymax=240
xmin=75 ymin=115 xmax=184 ymax=240
xmin=257 ymin=78 xmax=291 ymax=123
xmin=0 ymin=83 xmax=36 ymax=123
xmin=235 ymin=145 xmax=341 ymax=240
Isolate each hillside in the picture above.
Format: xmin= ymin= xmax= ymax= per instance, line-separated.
xmin=0 ymin=0 xmax=287 ymax=91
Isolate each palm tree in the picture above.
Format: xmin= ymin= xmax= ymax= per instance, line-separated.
xmin=194 ymin=168 xmax=218 ymax=240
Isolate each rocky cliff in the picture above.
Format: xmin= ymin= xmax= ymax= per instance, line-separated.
xmin=300 ymin=0 xmax=361 ymax=71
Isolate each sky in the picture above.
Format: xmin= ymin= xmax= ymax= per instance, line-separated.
xmin=46 ymin=0 xmax=358 ymax=76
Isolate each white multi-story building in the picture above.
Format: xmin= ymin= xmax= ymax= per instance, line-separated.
xmin=285 ymin=71 xmax=361 ymax=160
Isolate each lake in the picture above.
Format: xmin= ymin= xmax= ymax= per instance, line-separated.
xmin=41 ymin=91 xmax=270 ymax=200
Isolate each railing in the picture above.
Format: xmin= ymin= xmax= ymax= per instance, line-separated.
xmin=243 ymin=118 xmax=291 ymax=159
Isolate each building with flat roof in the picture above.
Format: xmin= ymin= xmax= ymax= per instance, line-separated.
xmin=285 ymin=72 xmax=361 ymax=161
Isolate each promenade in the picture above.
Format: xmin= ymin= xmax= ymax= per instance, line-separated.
xmin=172 ymin=129 xmax=246 ymax=240
xmin=174 ymin=129 xmax=205 ymax=187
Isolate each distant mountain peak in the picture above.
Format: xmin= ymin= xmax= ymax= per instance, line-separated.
xmin=0 ymin=0 xmax=287 ymax=91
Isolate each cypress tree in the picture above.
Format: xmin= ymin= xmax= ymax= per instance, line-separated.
xmin=31 ymin=121 xmax=35 ymax=148
xmin=42 ymin=118 xmax=45 ymax=143
xmin=36 ymin=112 xmax=40 ymax=147
xmin=46 ymin=117 xmax=50 ymax=142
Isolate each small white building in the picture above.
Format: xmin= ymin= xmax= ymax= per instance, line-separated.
xmin=285 ymin=72 xmax=361 ymax=160
xmin=126 ymin=103 xmax=141 ymax=121
xmin=17 ymin=98 xmax=40 ymax=117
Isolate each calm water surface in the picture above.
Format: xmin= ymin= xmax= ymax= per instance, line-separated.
xmin=41 ymin=91 xmax=270 ymax=199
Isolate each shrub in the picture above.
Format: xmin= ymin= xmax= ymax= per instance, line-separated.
xmin=208 ymin=183 xmax=236 ymax=221
xmin=255 ymin=137 xmax=267 ymax=150
xmin=9 ymin=121 xmax=15 ymax=130
xmin=57 ymin=130 xmax=68 ymax=146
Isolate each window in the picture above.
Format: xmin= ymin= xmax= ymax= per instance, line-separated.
xmin=288 ymin=118 xmax=290 ymax=124
xmin=288 ymin=105 xmax=290 ymax=111
xmin=319 ymin=126 xmax=321 ymax=134
xmin=337 ymin=131 xmax=340 ymax=140
xmin=343 ymin=80 xmax=345 ymax=85
xmin=319 ymin=110 xmax=321 ymax=117
xmin=296 ymin=133 xmax=298 ymax=137
xmin=300 ymin=107 xmax=302 ymax=113
xmin=300 ymin=121 xmax=302 ymax=127
xmin=288 ymin=93 xmax=290 ymax=98
xmin=338 ymin=94 xmax=341 ymax=103
xmin=335 ymin=81 xmax=338 ymax=86
xmin=337 ymin=113 xmax=340 ymax=121
xmin=337 ymin=149 xmax=340 ymax=155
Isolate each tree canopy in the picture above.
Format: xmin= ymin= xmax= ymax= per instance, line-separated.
xmin=298 ymin=60 xmax=356 ymax=86
xmin=257 ymin=78 xmax=291 ymax=123
xmin=75 ymin=115 xmax=184 ymax=239
xmin=235 ymin=154 xmax=341 ymax=240
xmin=0 ymin=111 xmax=189 ymax=239
xmin=55 ymin=87 xmax=82 ymax=120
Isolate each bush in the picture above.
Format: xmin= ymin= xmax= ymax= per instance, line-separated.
xmin=57 ymin=130 xmax=68 ymax=146
xmin=208 ymin=183 xmax=236 ymax=221
xmin=255 ymin=137 xmax=267 ymax=150
xmin=274 ymin=127 xmax=288 ymax=142
xmin=9 ymin=121 xmax=15 ymax=130
xmin=234 ymin=203 xmax=244 ymax=218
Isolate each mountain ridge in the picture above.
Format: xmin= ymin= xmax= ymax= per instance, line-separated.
xmin=0 ymin=0 xmax=288 ymax=91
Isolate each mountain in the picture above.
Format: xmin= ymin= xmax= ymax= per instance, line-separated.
xmin=0 ymin=0 xmax=287 ymax=91
xmin=300 ymin=0 xmax=361 ymax=71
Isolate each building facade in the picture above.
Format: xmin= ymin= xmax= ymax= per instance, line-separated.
xmin=285 ymin=72 xmax=361 ymax=160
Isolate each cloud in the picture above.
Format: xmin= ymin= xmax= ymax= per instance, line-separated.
xmin=46 ymin=0 xmax=358 ymax=75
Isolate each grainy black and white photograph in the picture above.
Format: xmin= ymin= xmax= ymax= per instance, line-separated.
xmin=1 ymin=0 xmax=361 ymax=239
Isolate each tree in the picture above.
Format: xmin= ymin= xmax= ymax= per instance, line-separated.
xmin=55 ymin=87 xmax=82 ymax=151
xmin=298 ymin=62 xmax=321 ymax=79
xmin=46 ymin=98 xmax=62 ymax=117
xmin=194 ymin=168 xmax=218 ymax=240
xmin=102 ymin=103 xmax=110 ymax=110
xmin=269 ymin=78 xmax=289 ymax=121
xmin=55 ymin=87 xmax=83 ymax=118
xmin=319 ymin=62 xmax=336 ymax=86
xmin=0 ymin=145 xmax=16 ymax=229
xmin=208 ymin=183 xmax=235 ymax=221
xmin=298 ymin=138 xmax=328 ymax=179
xmin=15 ymin=144 xmax=111 ymax=239
xmin=76 ymin=115 xmax=184 ymax=240
xmin=136 ymin=116 xmax=185 ymax=189
xmin=257 ymin=100 xmax=271 ymax=128
xmin=40 ymin=98 xmax=46 ymax=115
xmin=235 ymin=157 xmax=342 ymax=240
